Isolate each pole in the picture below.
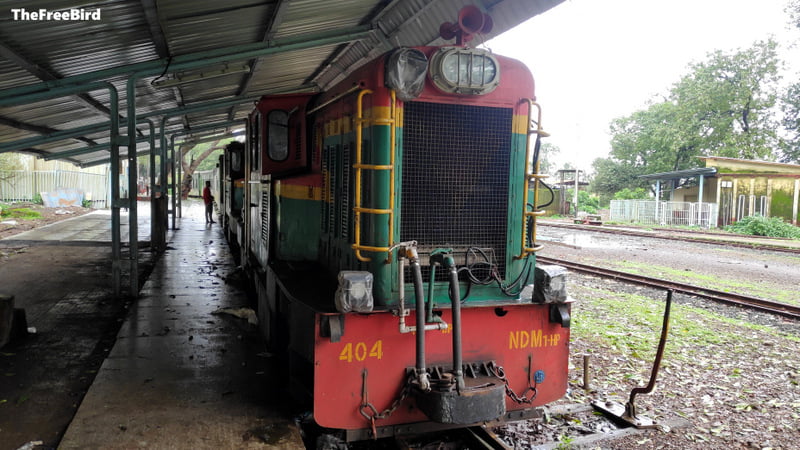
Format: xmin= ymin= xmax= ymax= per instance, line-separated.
xmin=573 ymin=169 xmax=579 ymax=216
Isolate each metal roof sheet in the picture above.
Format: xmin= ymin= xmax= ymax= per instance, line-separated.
xmin=0 ymin=0 xmax=565 ymax=166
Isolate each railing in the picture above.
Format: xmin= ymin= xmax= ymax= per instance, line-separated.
xmin=610 ymin=200 xmax=719 ymax=228
xmin=0 ymin=170 xmax=109 ymax=207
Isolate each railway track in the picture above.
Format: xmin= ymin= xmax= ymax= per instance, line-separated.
xmin=536 ymin=256 xmax=800 ymax=320
xmin=539 ymin=222 xmax=800 ymax=254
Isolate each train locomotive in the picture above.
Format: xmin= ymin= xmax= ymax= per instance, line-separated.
xmin=216 ymin=6 xmax=573 ymax=442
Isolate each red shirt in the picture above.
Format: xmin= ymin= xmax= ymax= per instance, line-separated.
xmin=202 ymin=186 xmax=213 ymax=204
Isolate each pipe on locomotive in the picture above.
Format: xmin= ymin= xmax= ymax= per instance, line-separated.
xmin=444 ymin=255 xmax=465 ymax=392
xmin=397 ymin=244 xmax=448 ymax=336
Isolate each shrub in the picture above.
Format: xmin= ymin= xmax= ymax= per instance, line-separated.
xmin=724 ymin=215 xmax=800 ymax=239
xmin=566 ymin=189 xmax=601 ymax=214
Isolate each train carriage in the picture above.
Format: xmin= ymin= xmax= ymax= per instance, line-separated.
xmin=220 ymin=6 xmax=573 ymax=441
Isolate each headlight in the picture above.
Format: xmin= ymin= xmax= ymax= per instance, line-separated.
xmin=429 ymin=47 xmax=500 ymax=95
xmin=334 ymin=271 xmax=374 ymax=313
xmin=385 ymin=48 xmax=428 ymax=101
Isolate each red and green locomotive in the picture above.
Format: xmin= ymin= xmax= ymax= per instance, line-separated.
xmin=219 ymin=6 xmax=572 ymax=441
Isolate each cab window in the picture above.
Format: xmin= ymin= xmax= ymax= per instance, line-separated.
xmin=267 ymin=110 xmax=289 ymax=161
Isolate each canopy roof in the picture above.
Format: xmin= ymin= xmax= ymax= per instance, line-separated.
xmin=0 ymin=0 xmax=564 ymax=167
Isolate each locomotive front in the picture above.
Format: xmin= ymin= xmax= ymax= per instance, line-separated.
xmin=238 ymin=6 xmax=573 ymax=441
xmin=307 ymin=10 xmax=572 ymax=439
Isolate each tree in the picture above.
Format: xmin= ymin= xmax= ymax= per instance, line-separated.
xmin=781 ymin=83 xmax=800 ymax=162
xmin=670 ymin=40 xmax=782 ymax=160
xmin=595 ymin=40 xmax=785 ymax=200
xmin=780 ymin=0 xmax=800 ymax=163
xmin=590 ymin=157 xmax=651 ymax=204
xmin=536 ymin=142 xmax=560 ymax=176
xmin=0 ymin=153 xmax=24 ymax=171
xmin=0 ymin=153 xmax=25 ymax=187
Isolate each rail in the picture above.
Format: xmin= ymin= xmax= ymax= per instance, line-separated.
xmin=539 ymin=221 xmax=800 ymax=254
xmin=536 ymin=256 xmax=800 ymax=320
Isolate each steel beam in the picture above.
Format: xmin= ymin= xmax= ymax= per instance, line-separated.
xmin=43 ymin=136 xmax=151 ymax=161
xmin=0 ymin=26 xmax=372 ymax=99
xmin=0 ymin=42 xmax=114 ymax=118
xmin=0 ymin=115 xmax=98 ymax=148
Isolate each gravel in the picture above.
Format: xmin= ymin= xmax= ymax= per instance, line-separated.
xmin=495 ymin=226 xmax=800 ymax=449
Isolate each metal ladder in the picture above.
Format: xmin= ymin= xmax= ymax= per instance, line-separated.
xmin=518 ymin=98 xmax=549 ymax=259
xmin=352 ymin=89 xmax=397 ymax=262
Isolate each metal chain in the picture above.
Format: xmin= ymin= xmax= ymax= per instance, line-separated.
xmin=359 ymin=370 xmax=415 ymax=437
xmin=487 ymin=361 xmax=537 ymax=404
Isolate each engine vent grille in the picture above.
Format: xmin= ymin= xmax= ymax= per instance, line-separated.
xmin=401 ymin=101 xmax=512 ymax=278
xmin=260 ymin=186 xmax=270 ymax=245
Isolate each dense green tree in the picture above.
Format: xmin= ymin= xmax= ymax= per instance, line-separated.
xmin=781 ymin=83 xmax=800 ymax=162
xmin=671 ymin=40 xmax=782 ymax=160
xmin=613 ymin=187 xmax=649 ymax=200
xmin=589 ymin=157 xmax=650 ymax=204
xmin=593 ymin=40 xmax=784 ymax=199
xmin=780 ymin=0 xmax=800 ymax=163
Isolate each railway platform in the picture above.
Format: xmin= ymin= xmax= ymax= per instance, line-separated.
xmin=0 ymin=203 xmax=303 ymax=449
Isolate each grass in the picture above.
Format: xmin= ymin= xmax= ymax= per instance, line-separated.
xmin=0 ymin=206 xmax=42 ymax=220
xmin=569 ymin=283 xmax=800 ymax=368
xmin=607 ymin=260 xmax=799 ymax=306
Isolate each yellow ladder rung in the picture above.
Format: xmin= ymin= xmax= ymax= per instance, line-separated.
xmin=525 ymin=210 xmax=546 ymax=217
xmin=354 ymin=164 xmax=393 ymax=170
xmin=352 ymin=244 xmax=392 ymax=253
xmin=355 ymin=207 xmax=392 ymax=215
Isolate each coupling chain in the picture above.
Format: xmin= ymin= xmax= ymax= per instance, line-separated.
xmin=359 ymin=370 xmax=414 ymax=438
xmin=487 ymin=361 xmax=537 ymax=404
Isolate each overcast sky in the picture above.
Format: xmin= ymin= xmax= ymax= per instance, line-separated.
xmin=489 ymin=0 xmax=798 ymax=174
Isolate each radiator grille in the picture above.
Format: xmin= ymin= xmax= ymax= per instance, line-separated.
xmin=401 ymin=101 xmax=512 ymax=278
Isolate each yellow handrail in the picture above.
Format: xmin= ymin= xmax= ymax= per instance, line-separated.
xmin=517 ymin=99 xmax=549 ymax=259
xmin=352 ymin=90 xmax=397 ymax=262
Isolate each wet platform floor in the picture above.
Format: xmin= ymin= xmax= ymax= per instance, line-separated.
xmin=0 ymin=203 xmax=303 ymax=449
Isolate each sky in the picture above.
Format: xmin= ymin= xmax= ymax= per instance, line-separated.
xmin=489 ymin=0 xmax=799 ymax=174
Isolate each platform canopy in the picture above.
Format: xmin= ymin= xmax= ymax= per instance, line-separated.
xmin=639 ymin=167 xmax=718 ymax=181
xmin=0 ymin=0 xmax=564 ymax=166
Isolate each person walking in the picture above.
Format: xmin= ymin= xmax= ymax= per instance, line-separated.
xmin=202 ymin=180 xmax=215 ymax=224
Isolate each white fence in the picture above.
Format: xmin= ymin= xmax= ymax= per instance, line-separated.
xmin=610 ymin=200 xmax=719 ymax=228
xmin=0 ymin=170 xmax=109 ymax=207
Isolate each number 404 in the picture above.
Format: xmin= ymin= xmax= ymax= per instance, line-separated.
xmin=338 ymin=341 xmax=383 ymax=363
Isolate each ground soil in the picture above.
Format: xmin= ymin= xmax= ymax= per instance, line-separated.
xmin=0 ymin=207 xmax=154 ymax=450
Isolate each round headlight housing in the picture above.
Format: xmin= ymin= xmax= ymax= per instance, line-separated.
xmin=385 ymin=48 xmax=429 ymax=101
xmin=429 ymin=47 xmax=500 ymax=95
